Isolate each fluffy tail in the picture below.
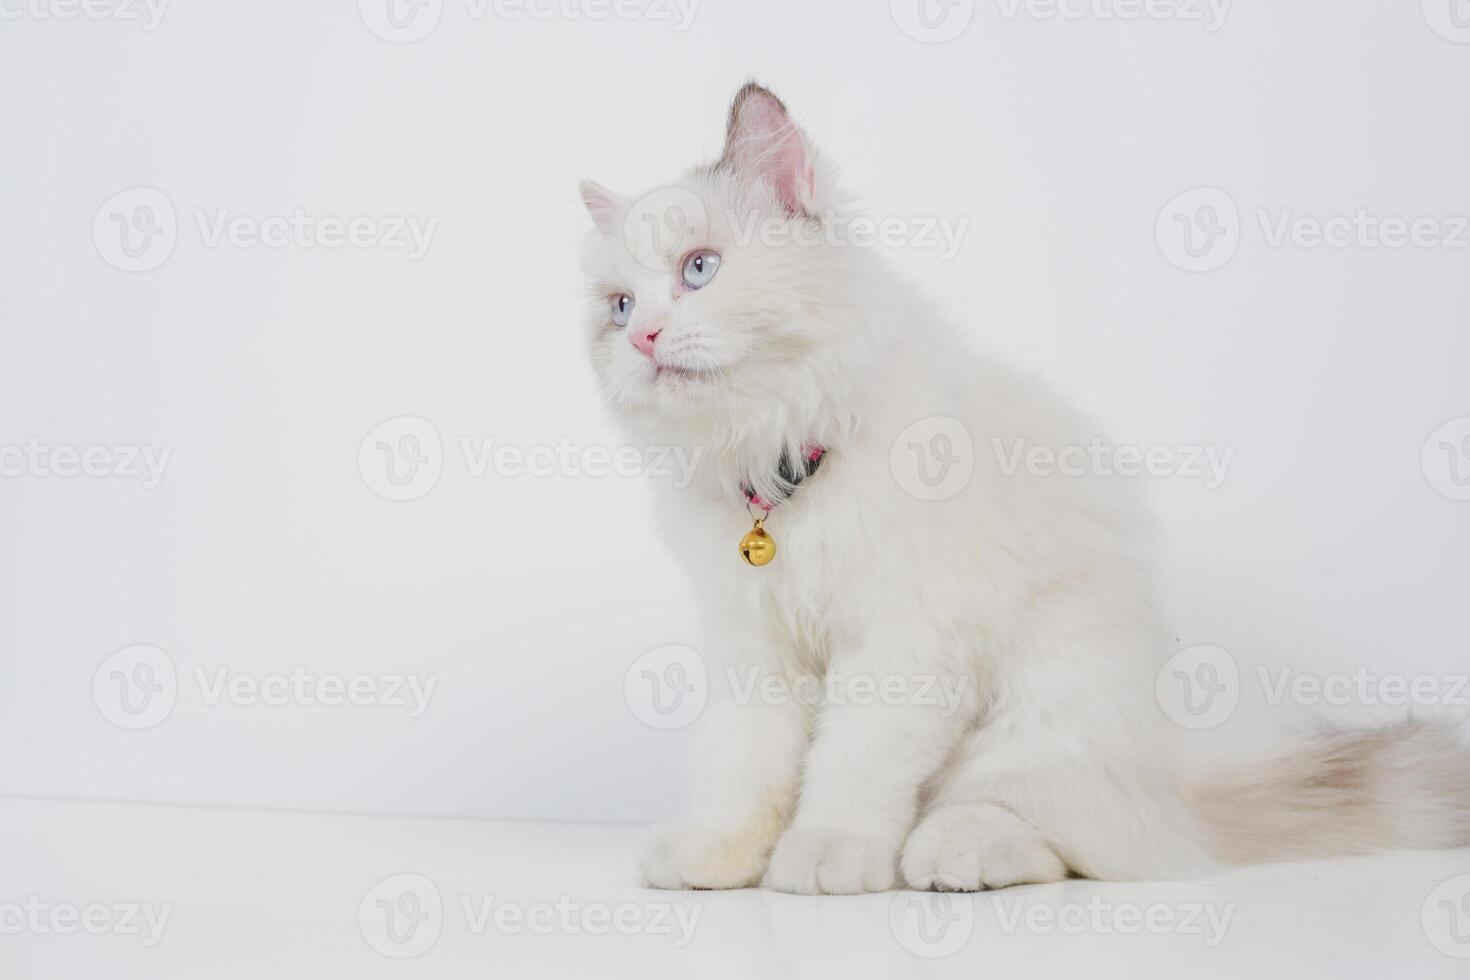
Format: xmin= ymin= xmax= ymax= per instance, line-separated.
xmin=1189 ymin=718 xmax=1470 ymax=866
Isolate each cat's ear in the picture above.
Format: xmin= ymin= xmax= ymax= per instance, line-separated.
xmin=579 ymin=179 xmax=628 ymax=236
xmin=719 ymin=82 xmax=816 ymax=217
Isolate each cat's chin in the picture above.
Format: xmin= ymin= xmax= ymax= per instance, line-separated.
xmin=608 ymin=367 xmax=708 ymax=418
xmin=642 ymin=363 xmax=721 ymax=409
xmin=653 ymin=364 xmax=701 ymax=385
xmin=625 ymin=370 xmax=732 ymax=432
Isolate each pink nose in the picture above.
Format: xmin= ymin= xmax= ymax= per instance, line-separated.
xmin=630 ymin=326 xmax=661 ymax=358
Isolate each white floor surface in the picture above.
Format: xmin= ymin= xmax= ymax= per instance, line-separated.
xmin=3 ymin=798 xmax=1468 ymax=978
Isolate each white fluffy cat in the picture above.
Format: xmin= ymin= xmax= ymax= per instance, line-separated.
xmin=578 ymin=83 xmax=1470 ymax=894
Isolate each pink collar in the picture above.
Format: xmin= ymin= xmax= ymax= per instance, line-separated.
xmin=742 ymin=446 xmax=826 ymax=512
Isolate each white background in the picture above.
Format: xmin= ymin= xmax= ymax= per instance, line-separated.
xmin=1 ymin=0 xmax=1467 ymax=825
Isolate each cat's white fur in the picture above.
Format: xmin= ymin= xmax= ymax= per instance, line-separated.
xmin=578 ymin=83 xmax=1470 ymax=894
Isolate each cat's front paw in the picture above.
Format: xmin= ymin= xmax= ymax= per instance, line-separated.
xmin=763 ymin=827 xmax=897 ymax=895
xmin=638 ymin=823 xmax=774 ymax=890
xmin=901 ymin=803 xmax=1068 ymax=891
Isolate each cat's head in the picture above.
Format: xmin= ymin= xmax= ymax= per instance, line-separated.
xmin=578 ymin=83 xmax=869 ymax=446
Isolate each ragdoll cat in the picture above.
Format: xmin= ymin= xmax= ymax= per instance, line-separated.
xmin=577 ymin=82 xmax=1470 ymax=894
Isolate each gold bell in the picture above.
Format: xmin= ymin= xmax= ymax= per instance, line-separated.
xmin=739 ymin=518 xmax=777 ymax=567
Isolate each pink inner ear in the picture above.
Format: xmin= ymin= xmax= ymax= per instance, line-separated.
xmin=579 ymin=179 xmax=626 ymax=235
xmin=724 ymin=90 xmax=813 ymax=216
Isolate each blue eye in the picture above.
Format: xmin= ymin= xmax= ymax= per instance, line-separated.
xmin=681 ymin=250 xmax=721 ymax=289
xmin=610 ymin=294 xmax=634 ymax=328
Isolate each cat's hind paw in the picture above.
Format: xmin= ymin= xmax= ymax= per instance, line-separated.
xmin=900 ymin=803 xmax=1068 ymax=891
